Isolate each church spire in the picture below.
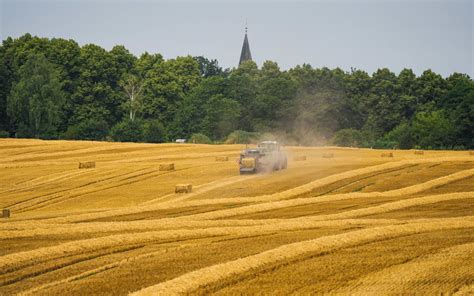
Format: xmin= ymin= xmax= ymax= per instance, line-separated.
xmin=239 ymin=24 xmax=252 ymax=66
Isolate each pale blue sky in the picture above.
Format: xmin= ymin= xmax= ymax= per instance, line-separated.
xmin=1 ymin=0 xmax=473 ymax=76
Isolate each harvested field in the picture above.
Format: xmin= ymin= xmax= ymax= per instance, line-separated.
xmin=0 ymin=139 xmax=473 ymax=295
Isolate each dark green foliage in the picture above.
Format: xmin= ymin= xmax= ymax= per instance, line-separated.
xmin=331 ymin=129 xmax=364 ymax=147
xmin=111 ymin=119 xmax=144 ymax=142
xmin=63 ymin=119 xmax=109 ymax=141
xmin=384 ymin=123 xmax=414 ymax=149
xmin=189 ymin=133 xmax=212 ymax=144
xmin=203 ymin=95 xmax=241 ymax=140
xmin=193 ymin=56 xmax=224 ymax=78
xmin=411 ymin=111 xmax=455 ymax=148
xmin=7 ymin=53 xmax=64 ymax=138
xmin=143 ymin=120 xmax=167 ymax=143
xmin=225 ymin=130 xmax=261 ymax=144
xmin=0 ymin=130 xmax=9 ymax=138
xmin=1 ymin=34 xmax=472 ymax=149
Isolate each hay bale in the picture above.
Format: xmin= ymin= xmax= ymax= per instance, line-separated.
xmin=293 ymin=155 xmax=307 ymax=161
xmin=322 ymin=153 xmax=334 ymax=158
xmin=175 ymin=184 xmax=192 ymax=193
xmin=159 ymin=163 xmax=175 ymax=171
xmin=78 ymin=162 xmax=95 ymax=169
xmin=2 ymin=209 xmax=10 ymax=218
xmin=241 ymin=158 xmax=256 ymax=169
xmin=414 ymin=150 xmax=424 ymax=155
xmin=381 ymin=152 xmax=394 ymax=158
xmin=215 ymin=156 xmax=229 ymax=161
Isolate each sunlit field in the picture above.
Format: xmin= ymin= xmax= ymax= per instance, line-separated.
xmin=0 ymin=139 xmax=473 ymax=295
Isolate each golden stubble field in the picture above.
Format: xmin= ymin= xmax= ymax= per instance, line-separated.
xmin=0 ymin=138 xmax=473 ymax=295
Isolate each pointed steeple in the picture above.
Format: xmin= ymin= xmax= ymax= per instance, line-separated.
xmin=239 ymin=25 xmax=252 ymax=66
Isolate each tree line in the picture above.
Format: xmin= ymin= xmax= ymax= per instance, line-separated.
xmin=1 ymin=34 xmax=472 ymax=149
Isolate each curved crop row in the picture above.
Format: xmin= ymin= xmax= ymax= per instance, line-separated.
xmin=183 ymin=190 xmax=474 ymax=221
xmin=130 ymin=218 xmax=474 ymax=295
xmin=41 ymin=160 xmax=474 ymax=223
xmin=0 ymin=218 xmax=396 ymax=240
xmin=2 ymin=214 xmax=472 ymax=274
xmin=331 ymin=243 xmax=474 ymax=295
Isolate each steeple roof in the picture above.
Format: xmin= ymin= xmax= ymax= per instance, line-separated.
xmin=239 ymin=27 xmax=252 ymax=66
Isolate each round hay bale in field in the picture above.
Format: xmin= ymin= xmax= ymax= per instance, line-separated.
xmin=159 ymin=163 xmax=175 ymax=171
xmin=293 ymin=155 xmax=307 ymax=161
xmin=322 ymin=153 xmax=334 ymax=158
xmin=175 ymin=184 xmax=192 ymax=193
xmin=414 ymin=150 xmax=424 ymax=155
xmin=2 ymin=209 xmax=10 ymax=218
xmin=78 ymin=162 xmax=96 ymax=169
xmin=381 ymin=152 xmax=394 ymax=158
xmin=215 ymin=156 xmax=229 ymax=161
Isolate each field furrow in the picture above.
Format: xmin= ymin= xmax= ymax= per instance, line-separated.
xmin=1 ymin=139 xmax=472 ymax=295
xmin=130 ymin=219 xmax=474 ymax=295
xmin=331 ymin=243 xmax=474 ymax=295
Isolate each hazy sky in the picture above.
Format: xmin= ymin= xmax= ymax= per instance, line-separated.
xmin=1 ymin=0 xmax=473 ymax=76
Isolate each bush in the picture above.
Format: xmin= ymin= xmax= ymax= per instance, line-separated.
xmin=110 ymin=119 xmax=144 ymax=142
xmin=384 ymin=123 xmax=414 ymax=149
xmin=331 ymin=129 xmax=363 ymax=147
xmin=143 ymin=120 xmax=167 ymax=143
xmin=189 ymin=133 xmax=212 ymax=144
xmin=15 ymin=123 xmax=34 ymax=138
xmin=225 ymin=130 xmax=261 ymax=144
xmin=372 ymin=139 xmax=398 ymax=149
xmin=63 ymin=119 xmax=109 ymax=141
xmin=0 ymin=130 xmax=9 ymax=138
xmin=411 ymin=111 xmax=455 ymax=149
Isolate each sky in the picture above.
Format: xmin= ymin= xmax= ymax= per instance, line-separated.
xmin=1 ymin=0 xmax=473 ymax=77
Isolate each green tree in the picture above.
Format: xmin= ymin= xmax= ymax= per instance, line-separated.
xmin=143 ymin=120 xmax=167 ymax=143
xmin=331 ymin=129 xmax=364 ymax=147
xmin=7 ymin=53 xmax=64 ymax=138
xmin=63 ymin=119 xmax=108 ymax=141
xmin=254 ymin=61 xmax=296 ymax=130
xmin=411 ymin=111 xmax=455 ymax=148
xmin=111 ymin=119 xmax=144 ymax=142
xmin=193 ymin=56 xmax=224 ymax=77
xmin=169 ymin=76 xmax=227 ymax=138
xmin=442 ymin=73 xmax=474 ymax=148
xmin=384 ymin=122 xmax=414 ymax=149
xmin=415 ymin=69 xmax=447 ymax=112
xmin=363 ymin=68 xmax=402 ymax=138
xmin=141 ymin=56 xmax=201 ymax=123
xmin=203 ymin=94 xmax=241 ymax=140
xmin=71 ymin=44 xmax=126 ymax=126
xmin=189 ymin=133 xmax=212 ymax=144
xmin=120 ymin=74 xmax=144 ymax=121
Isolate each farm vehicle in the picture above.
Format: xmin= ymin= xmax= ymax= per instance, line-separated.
xmin=239 ymin=141 xmax=287 ymax=174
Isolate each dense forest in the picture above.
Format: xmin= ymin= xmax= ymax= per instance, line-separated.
xmin=0 ymin=34 xmax=472 ymax=149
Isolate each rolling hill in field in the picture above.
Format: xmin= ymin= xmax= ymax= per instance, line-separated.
xmin=0 ymin=139 xmax=473 ymax=295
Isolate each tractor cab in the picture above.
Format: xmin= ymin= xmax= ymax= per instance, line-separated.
xmin=257 ymin=141 xmax=280 ymax=152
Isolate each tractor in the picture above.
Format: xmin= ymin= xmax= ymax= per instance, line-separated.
xmin=239 ymin=141 xmax=287 ymax=174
